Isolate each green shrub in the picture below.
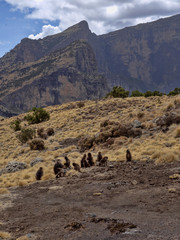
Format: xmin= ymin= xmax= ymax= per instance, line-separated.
xmin=24 ymin=107 xmax=50 ymax=124
xmin=144 ymin=91 xmax=153 ymax=97
xmin=168 ymin=88 xmax=180 ymax=96
xmin=10 ymin=119 xmax=21 ymax=131
xmin=131 ymin=90 xmax=144 ymax=97
xmin=106 ymin=86 xmax=129 ymax=98
xmin=153 ymin=91 xmax=163 ymax=96
xmin=17 ymin=128 xmax=36 ymax=143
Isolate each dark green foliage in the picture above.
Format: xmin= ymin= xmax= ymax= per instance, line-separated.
xmin=131 ymin=90 xmax=144 ymax=97
xmin=17 ymin=128 xmax=35 ymax=143
xmin=10 ymin=119 xmax=21 ymax=131
xmin=153 ymin=91 xmax=163 ymax=96
xmin=106 ymin=86 xmax=129 ymax=98
xmin=24 ymin=107 xmax=50 ymax=124
xmin=168 ymin=88 xmax=180 ymax=96
xmin=144 ymin=91 xmax=153 ymax=97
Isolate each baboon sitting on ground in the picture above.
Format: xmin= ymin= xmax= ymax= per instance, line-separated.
xmin=126 ymin=149 xmax=132 ymax=162
xmin=54 ymin=160 xmax=64 ymax=175
xmin=99 ymin=156 xmax=108 ymax=167
xmin=64 ymin=156 xmax=71 ymax=168
xmin=36 ymin=167 xmax=43 ymax=180
xmin=87 ymin=152 xmax=94 ymax=166
xmin=81 ymin=154 xmax=90 ymax=168
xmin=96 ymin=152 xmax=102 ymax=165
xmin=56 ymin=168 xmax=66 ymax=178
xmin=73 ymin=163 xmax=81 ymax=172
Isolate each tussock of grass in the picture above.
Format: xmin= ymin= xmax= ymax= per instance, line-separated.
xmin=0 ymin=188 xmax=10 ymax=194
xmin=153 ymin=150 xmax=179 ymax=164
xmin=16 ymin=236 xmax=29 ymax=240
xmin=0 ymin=231 xmax=11 ymax=239
xmin=175 ymin=126 xmax=180 ymax=138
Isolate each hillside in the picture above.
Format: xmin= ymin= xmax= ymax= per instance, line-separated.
xmin=0 ymin=95 xmax=179 ymax=188
xmin=0 ymin=95 xmax=179 ymax=239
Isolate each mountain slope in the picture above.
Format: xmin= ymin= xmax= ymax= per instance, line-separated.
xmin=0 ymin=41 xmax=108 ymax=115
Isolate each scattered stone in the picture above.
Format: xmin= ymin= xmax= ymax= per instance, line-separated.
xmin=169 ymin=174 xmax=180 ymax=179
xmin=30 ymin=157 xmax=44 ymax=167
xmin=131 ymin=180 xmax=138 ymax=185
xmin=133 ymin=120 xmax=142 ymax=128
xmin=168 ymin=188 xmax=176 ymax=193
xmin=64 ymin=222 xmax=84 ymax=231
xmin=93 ymin=192 xmax=102 ymax=196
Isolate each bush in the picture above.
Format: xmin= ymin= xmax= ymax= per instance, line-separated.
xmin=153 ymin=91 xmax=163 ymax=96
xmin=106 ymin=86 xmax=129 ymax=98
xmin=10 ymin=119 xmax=21 ymax=131
xmin=17 ymin=128 xmax=35 ymax=143
xmin=28 ymin=138 xmax=45 ymax=150
xmin=46 ymin=128 xmax=55 ymax=136
xmin=168 ymin=88 xmax=180 ymax=96
xmin=131 ymin=90 xmax=144 ymax=97
xmin=24 ymin=107 xmax=50 ymax=124
xmin=144 ymin=91 xmax=153 ymax=97
xmin=77 ymin=101 xmax=85 ymax=108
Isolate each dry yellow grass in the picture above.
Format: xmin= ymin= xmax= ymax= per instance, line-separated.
xmin=0 ymin=231 xmax=11 ymax=239
xmin=0 ymin=95 xmax=179 ymax=188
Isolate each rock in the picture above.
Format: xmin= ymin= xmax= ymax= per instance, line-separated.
xmin=132 ymin=120 xmax=142 ymax=128
xmin=0 ymin=161 xmax=27 ymax=175
xmin=93 ymin=192 xmax=102 ymax=196
xmin=169 ymin=174 xmax=180 ymax=179
xmin=156 ymin=112 xmax=180 ymax=127
xmin=30 ymin=157 xmax=44 ymax=167
xmin=168 ymin=188 xmax=176 ymax=193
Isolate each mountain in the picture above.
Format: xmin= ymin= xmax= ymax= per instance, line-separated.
xmin=0 ymin=14 xmax=180 ymax=116
xmin=0 ymin=40 xmax=108 ymax=116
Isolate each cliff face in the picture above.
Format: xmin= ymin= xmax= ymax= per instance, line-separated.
xmin=0 ymin=41 xmax=108 ymax=115
xmin=0 ymin=15 xmax=180 ymax=116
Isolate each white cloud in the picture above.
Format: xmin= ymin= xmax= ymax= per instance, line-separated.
xmin=5 ymin=0 xmax=180 ymax=39
xmin=29 ymin=24 xmax=61 ymax=39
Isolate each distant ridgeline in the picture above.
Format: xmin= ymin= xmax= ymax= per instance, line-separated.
xmin=0 ymin=14 xmax=180 ymax=117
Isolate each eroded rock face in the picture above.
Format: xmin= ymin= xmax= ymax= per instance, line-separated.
xmin=0 ymin=41 xmax=109 ymax=115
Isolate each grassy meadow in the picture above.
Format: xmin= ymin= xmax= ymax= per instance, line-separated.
xmin=0 ymin=95 xmax=179 ymax=189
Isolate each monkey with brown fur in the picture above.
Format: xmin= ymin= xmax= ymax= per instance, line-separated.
xmin=99 ymin=156 xmax=108 ymax=167
xmin=126 ymin=149 xmax=132 ymax=162
xmin=64 ymin=156 xmax=71 ymax=168
xmin=81 ymin=154 xmax=90 ymax=168
xmin=53 ymin=160 xmax=64 ymax=175
xmin=56 ymin=168 xmax=66 ymax=178
xmin=73 ymin=163 xmax=81 ymax=172
xmin=36 ymin=167 xmax=43 ymax=180
xmin=96 ymin=152 xmax=102 ymax=165
xmin=87 ymin=152 xmax=94 ymax=166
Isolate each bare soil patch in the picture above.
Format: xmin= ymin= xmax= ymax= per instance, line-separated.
xmin=0 ymin=160 xmax=180 ymax=240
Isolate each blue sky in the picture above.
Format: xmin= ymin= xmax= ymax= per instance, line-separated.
xmin=0 ymin=0 xmax=180 ymax=57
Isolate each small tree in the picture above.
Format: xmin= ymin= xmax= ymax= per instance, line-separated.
xmin=168 ymin=88 xmax=180 ymax=96
xmin=144 ymin=91 xmax=153 ymax=97
xmin=24 ymin=107 xmax=50 ymax=124
xmin=131 ymin=90 xmax=144 ymax=97
xmin=17 ymin=128 xmax=35 ymax=143
xmin=153 ymin=91 xmax=163 ymax=96
xmin=106 ymin=86 xmax=129 ymax=98
xmin=10 ymin=119 xmax=21 ymax=131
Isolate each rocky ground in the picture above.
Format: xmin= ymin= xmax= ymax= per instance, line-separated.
xmin=0 ymin=160 xmax=180 ymax=240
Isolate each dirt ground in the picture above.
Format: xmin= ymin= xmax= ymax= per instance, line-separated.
xmin=0 ymin=160 xmax=180 ymax=240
